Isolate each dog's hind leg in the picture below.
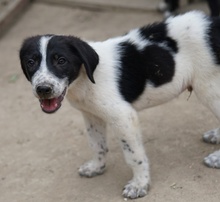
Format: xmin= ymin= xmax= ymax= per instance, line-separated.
xmin=79 ymin=112 xmax=108 ymax=177
xmin=204 ymin=150 xmax=220 ymax=168
xmin=194 ymin=79 xmax=220 ymax=168
xmin=203 ymin=128 xmax=220 ymax=144
xmin=201 ymin=100 xmax=220 ymax=168
xmin=203 ymin=126 xmax=220 ymax=168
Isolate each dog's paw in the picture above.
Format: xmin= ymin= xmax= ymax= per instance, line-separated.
xmin=122 ymin=180 xmax=149 ymax=199
xmin=204 ymin=150 xmax=220 ymax=168
xmin=78 ymin=160 xmax=106 ymax=177
xmin=203 ymin=128 xmax=220 ymax=144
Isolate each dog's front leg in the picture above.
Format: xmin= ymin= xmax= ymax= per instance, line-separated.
xmin=110 ymin=108 xmax=150 ymax=199
xmin=79 ymin=112 xmax=108 ymax=177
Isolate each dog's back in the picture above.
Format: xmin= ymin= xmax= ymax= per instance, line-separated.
xmin=87 ymin=11 xmax=220 ymax=110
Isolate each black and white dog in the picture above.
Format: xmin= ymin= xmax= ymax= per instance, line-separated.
xmin=19 ymin=11 xmax=220 ymax=199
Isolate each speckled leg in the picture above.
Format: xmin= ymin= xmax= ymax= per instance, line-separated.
xmin=79 ymin=112 xmax=108 ymax=177
xmin=111 ymin=109 xmax=150 ymax=199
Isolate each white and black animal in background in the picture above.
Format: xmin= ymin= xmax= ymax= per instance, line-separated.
xmin=158 ymin=0 xmax=220 ymax=18
xmin=19 ymin=11 xmax=220 ymax=199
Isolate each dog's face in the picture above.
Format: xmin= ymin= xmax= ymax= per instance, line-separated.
xmin=19 ymin=35 xmax=99 ymax=113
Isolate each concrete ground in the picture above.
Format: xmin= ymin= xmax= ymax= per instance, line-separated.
xmin=0 ymin=1 xmax=220 ymax=202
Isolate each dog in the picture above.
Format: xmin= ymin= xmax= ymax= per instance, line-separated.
xmin=19 ymin=11 xmax=220 ymax=199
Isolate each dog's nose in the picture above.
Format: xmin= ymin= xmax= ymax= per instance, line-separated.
xmin=36 ymin=86 xmax=52 ymax=97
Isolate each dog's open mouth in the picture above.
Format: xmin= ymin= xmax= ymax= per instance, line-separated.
xmin=39 ymin=88 xmax=67 ymax=113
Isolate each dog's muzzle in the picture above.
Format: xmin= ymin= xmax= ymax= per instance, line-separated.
xmin=36 ymin=84 xmax=67 ymax=114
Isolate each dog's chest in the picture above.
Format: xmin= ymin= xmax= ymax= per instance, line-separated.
xmin=66 ymin=88 xmax=87 ymax=110
xmin=66 ymin=82 xmax=98 ymax=113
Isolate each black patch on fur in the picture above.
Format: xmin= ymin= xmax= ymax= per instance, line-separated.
xmin=47 ymin=36 xmax=99 ymax=84
xmin=118 ymin=42 xmax=175 ymax=103
xmin=139 ymin=22 xmax=178 ymax=53
xmin=45 ymin=36 xmax=82 ymax=84
xmin=208 ymin=17 xmax=220 ymax=64
xmin=121 ymin=140 xmax=134 ymax=153
xmin=19 ymin=36 xmax=42 ymax=81
xmin=138 ymin=161 xmax=143 ymax=165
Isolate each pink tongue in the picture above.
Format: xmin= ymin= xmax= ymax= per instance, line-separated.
xmin=40 ymin=98 xmax=60 ymax=113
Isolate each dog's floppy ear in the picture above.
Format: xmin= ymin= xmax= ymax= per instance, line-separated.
xmin=69 ymin=36 xmax=99 ymax=83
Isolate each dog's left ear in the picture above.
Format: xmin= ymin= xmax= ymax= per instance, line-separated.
xmin=69 ymin=37 xmax=99 ymax=83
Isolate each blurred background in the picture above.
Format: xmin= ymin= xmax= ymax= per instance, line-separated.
xmin=1 ymin=0 xmax=219 ymax=37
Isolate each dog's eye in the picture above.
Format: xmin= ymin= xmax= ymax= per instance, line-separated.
xmin=27 ymin=59 xmax=35 ymax=68
xmin=57 ymin=57 xmax=67 ymax=65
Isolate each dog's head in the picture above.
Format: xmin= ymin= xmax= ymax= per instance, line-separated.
xmin=19 ymin=35 xmax=99 ymax=113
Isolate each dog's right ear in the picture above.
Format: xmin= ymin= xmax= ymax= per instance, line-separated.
xmin=19 ymin=36 xmax=42 ymax=82
xmin=68 ymin=36 xmax=99 ymax=83
xmin=19 ymin=48 xmax=31 ymax=82
xmin=19 ymin=39 xmax=31 ymax=81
